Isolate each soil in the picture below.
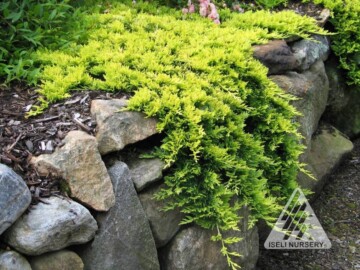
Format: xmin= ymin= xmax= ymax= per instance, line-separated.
xmin=257 ymin=139 xmax=360 ymax=270
xmin=0 ymin=84 xmax=128 ymax=205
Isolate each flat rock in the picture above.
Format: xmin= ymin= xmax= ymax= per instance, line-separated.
xmin=0 ymin=250 xmax=32 ymax=270
xmin=3 ymin=196 xmax=98 ymax=256
xmin=291 ymin=35 xmax=330 ymax=71
xmin=160 ymin=207 xmax=259 ymax=270
xmin=78 ymin=161 xmax=160 ymax=270
xmin=29 ymin=250 xmax=84 ymax=270
xmin=270 ymin=60 xmax=329 ymax=152
xmin=30 ymin=130 xmax=115 ymax=211
xmin=298 ymin=124 xmax=353 ymax=197
xmin=253 ymin=40 xmax=299 ymax=75
xmin=0 ymin=164 xmax=31 ymax=236
xmin=139 ymin=183 xmax=183 ymax=247
xmin=125 ymin=155 xmax=164 ymax=192
xmin=91 ymin=99 xmax=158 ymax=155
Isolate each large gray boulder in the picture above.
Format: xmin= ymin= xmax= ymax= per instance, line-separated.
xmin=78 ymin=161 xmax=160 ymax=270
xmin=298 ymin=124 xmax=353 ymax=197
xmin=91 ymin=99 xmax=158 ymax=155
xmin=3 ymin=196 xmax=98 ymax=256
xmin=0 ymin=164 xmax=31 ymax=236
xmin=160 ymin=207 xmax=259 ymax=270
xmin=138 ymin=183 xmax=183 ymax=247
xmin=29 ymin=250 xmax=84 ymax=270
xmin=291 ymin=35 xmax=330 ymax=71
xmin=0 ymin=250 xmax=32 ymax=270
xmin=30 ymin=131 xmax=115 ymax=211
xmin=271 ymin=60 xmax=329 ymax=151
xmin=253 ymin=40 xmax=299 ymax=75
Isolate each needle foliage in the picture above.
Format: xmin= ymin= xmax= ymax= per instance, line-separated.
xmin=29 ymin=2 xmax=327 ymax=268
xmin=305 ymin=0 xmax=360 ymax=86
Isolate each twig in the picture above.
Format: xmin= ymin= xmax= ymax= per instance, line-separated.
xmin=334 ymin=219 xmax=357 ymax=224
xmin=33 ymin=115 xmax=60 ymax=123
xmin=72 ymin=118 xmax=91 ymax=133
xmin=7 ymin=132 xmax=23 ymax=152
xmin=4 ymin=152 xmax=21 ymax=163
xmin=3 ymin=110 xmax=22 ymax=116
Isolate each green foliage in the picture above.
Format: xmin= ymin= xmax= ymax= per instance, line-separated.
xmin=220 ymin=9 xmax=326 ymax=39
xmin=305 ymin=0 xmax=360 ymax=86
xmin=254 ymin=0 xmax=287 ymax=9
xmin=158 ymin=0 xmax=286 ymax=9
xmin=0 ymin=0 xmax=88 ymax=84
xmin=30 ymin=3 xmax=326 ymax=268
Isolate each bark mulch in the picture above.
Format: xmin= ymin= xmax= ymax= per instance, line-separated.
xmin=0 ymin=84 xmax=127 ymax=205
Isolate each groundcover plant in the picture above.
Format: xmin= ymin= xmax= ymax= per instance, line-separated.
xmin=2 ymin=1 xmax=335 ymax=268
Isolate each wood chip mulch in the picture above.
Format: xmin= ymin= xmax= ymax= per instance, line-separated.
xmin=0 ymin=84 xmax=128 ymax=204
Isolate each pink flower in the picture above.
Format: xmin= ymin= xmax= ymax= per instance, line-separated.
xmin=208 ymin=3 xmax=219 ymax=20
xmin=208 ymin=11 xmax=218 ymax=20
xmin=188 ymin=4 xmax=195 ymax=13
xmin=199 ymin=5 xmax=208 ymax=17
xmin=185 ymin=0 xmax=220 ymax=24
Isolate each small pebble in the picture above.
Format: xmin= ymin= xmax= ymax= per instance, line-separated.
xmin=40 ymin=141 xmax=46 ymax=151
xmin=25 ymin=140 xmax=34 ymax=152
xmin=45 ymin=140 xmax=54 ymax=154
xmin=57 ymin=130 xmax=65 ymax=139
xmin=24 ymin=104 xmax=32 ymax=112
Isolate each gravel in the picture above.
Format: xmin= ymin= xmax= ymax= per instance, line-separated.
xmin=257 ymin=139 xmax=360 ymax=270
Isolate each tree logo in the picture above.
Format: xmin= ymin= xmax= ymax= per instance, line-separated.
xmin=264 ymin=188 xmax=332 ymax=249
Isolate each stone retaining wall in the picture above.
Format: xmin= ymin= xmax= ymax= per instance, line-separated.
xmin=0 ymin=35 xmax=358 ymax=270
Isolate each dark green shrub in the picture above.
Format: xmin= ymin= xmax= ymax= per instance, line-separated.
xmin=254 ymin=0 xmax=287 ymax=9
xmin=0 ymin=0 xmax=86 ymax=84
xmin=306 ymin=0 xmax=360 ymax=86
